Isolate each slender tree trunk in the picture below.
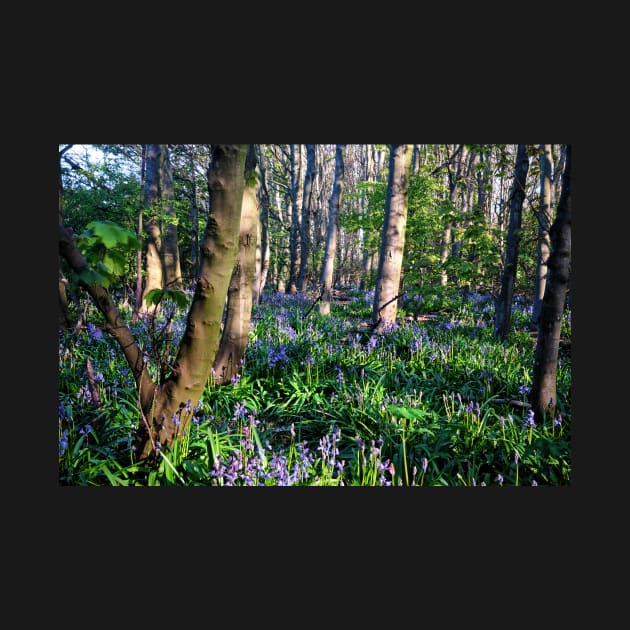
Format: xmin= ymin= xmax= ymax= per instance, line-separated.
xmin=190 ymin=148 xmax=199 ymax=277
xmin=530 ymin=144 xmax=571 ymax=424
xmin=58 ymin=146 xmax=73 ymax=331
xmin=297 ymin=144 xmax=315 ymax=292
xmin=319 ymin=144 xmax=346 ymax=315
xmin=141 ymin=144 xmax=165 ymax=312
xmin=133 ymin=145 xmax=146 ymax=322
xmin=288 ymin=144 xmax=303 ymax=293
xmin=212 ymin=145 xmax=258 ymax=385
xmin=254 ymin=145 xmax=270 ymax=303
xmin=452 ymin=149 xmax=478 ymax=260
xmin=360 ymin=144 xmax=375 ymax=292
xmin=161 ymin=145 xmax=183 ymax=290
xmin=531 ymin=144 xmax=553 ymax=328
xmin=372 ymin=144 xmax=411 ymax=330
xmin=439 ymin=144 xmax=466 ymax=286
xmin=494 ymin=144 xmax=530 ymax=340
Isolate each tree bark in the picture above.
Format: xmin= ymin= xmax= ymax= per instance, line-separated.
xmin=288 ymin=144 xmax=303 ymax=294
xmin=439 ymin=144 xmax=466 ymax=286
xmin=297 ymin=144 xmax=316 ymax=292
xmin=253 ymin=145 xmax=270 ymax=303
xmin=531 ymin=144 xmax=553 ymax=328
xmin=319 ymin=144 xmax=346 ymax=316
xmin=141 ymin=144 xmax=165 ymax=312
xmin=372 ymin=144 xmax=411 ymax=330
xmin=494 ymin=144 xmax=530 ymax=340
xmin=212 ymin=145 xmax=258 ymax=385
xmin=59 ymin=144 xmax=248 ymax=464
xmin=530 ymin=144 xmax=571 ymax=424
xmin=58 ymin=147 xmax=73 ymax=331
xmin=160 ymin=145 xmax=183 ymax=290
xmin=133 ymin=145 xmax=146 ymax=322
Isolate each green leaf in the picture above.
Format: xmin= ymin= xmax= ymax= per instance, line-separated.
xmin=145 ymin=288 xmax=164 ymax=307
xmin=78 ymin=267 xmax=110 ymax=287
xmin=103 ymin=250 xmax=126 ymax=276
xmin=86 ymin=220 xmax=140 ymax=250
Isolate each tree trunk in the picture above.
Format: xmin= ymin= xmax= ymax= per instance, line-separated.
xmin=160 ymin=145 xmax=183 ymax=290
xmin=288 ymin=144 xmax=303 ymax=294
xmin=494 ymin=144 xmax=530 ymax=340
xmin=141 ymin=144 xmax=165 ymax=312
xmin=530 ymin=144 xmax=571 ymax=425
xmin=58 ymin=146 xmax=73 ymax=331
xmin=372 ymin=144 xmax=411 ymax=330
xmin=133 ymin=145 xmax=146 ymax=322
xmin=531 ymin=144 xmax=553 ymax=329
xmin=319 ymin=144 xmax=346 ymax=316
xmin=297 ymin=144 xmax=316 ymax=292
xmin=212 ymin=145 xmax=258 ymax=385
xmin=60 ymin=144 xmax=248 ymax=465
xmin=254 ymin=145 xmax=270 ymax=303
xmin=189 ymin=147 xmax=199 ymax=277
xmin=439 ymin=144 xmax=466 ymax=286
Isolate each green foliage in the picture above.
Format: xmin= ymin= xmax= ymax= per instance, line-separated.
xmin=75 ymin=220 xmax=141 ymax=288
xmin=59 ymin=289 xmax=571 ymax=486
xmin=144 ymin=287 xmax=189 ymax=309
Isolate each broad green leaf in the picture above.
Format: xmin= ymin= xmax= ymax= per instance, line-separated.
xmin=78 ymin=267 xmax=110 ymax=287
xmin=86 ymin=220 xmax=140 ymax=250
xmin=145 ymin=288 xmax=164 ymax=307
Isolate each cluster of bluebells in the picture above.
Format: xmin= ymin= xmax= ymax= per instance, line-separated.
xmin=86 ymin=322 xmax=104 ymax=342
xmin=209 ymin=406 xmax=319 ymax=486
xmin=355 ymin=434 xmax=395 ymax=486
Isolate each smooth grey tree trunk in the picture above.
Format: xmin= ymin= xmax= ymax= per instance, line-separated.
xmin=297 ymin=144 xmax=316 ymax=292
xmin=212 ymin=145 xmax=258 ymax=385
xmin=372 ymin=144 xmax=411 ymax=330
xmin=133 ymin=145 xmax=146 ymax=322
xmin=288 ymin=145 xmax=303 ymax=293
xmin=141 ymin=144 xmax=164 ymax=312
xmin=319 ymin=144 xmax=346 ymax=315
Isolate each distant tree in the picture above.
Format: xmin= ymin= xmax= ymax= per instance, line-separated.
xmin=297 ymin=144 xmax=316 ymax=292
xmin=319 ymin=144 xmax=346 ymax=315
xmin=531 ymin=144 xmax=554 ymax=329
xmin=439 ymin=144 xmax=466 ymax=286
xmin=159 ymin=145 xmax=183 ymax=290
xmin=530 ymin=144 xmax=571 ymax=424
xmin=372 ymin=144 xmax=411 ymax=330
xmin=288 ymin=144 xmax=303 ymax=294
xmin=132 ymin=145 xmax=146 ymax=322
xmin=58 ymin=144 xmax=74 ymax=331
xmin=494 ymin=144 xmax=530 ymax=340
xmin=253 ymin=145 xmax=271 ymax=303
xmin=141 ymin=144 xmax=166 ymax=312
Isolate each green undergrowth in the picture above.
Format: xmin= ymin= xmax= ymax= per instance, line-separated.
xmin=58 ymin=290 xmax=571 ymax=486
